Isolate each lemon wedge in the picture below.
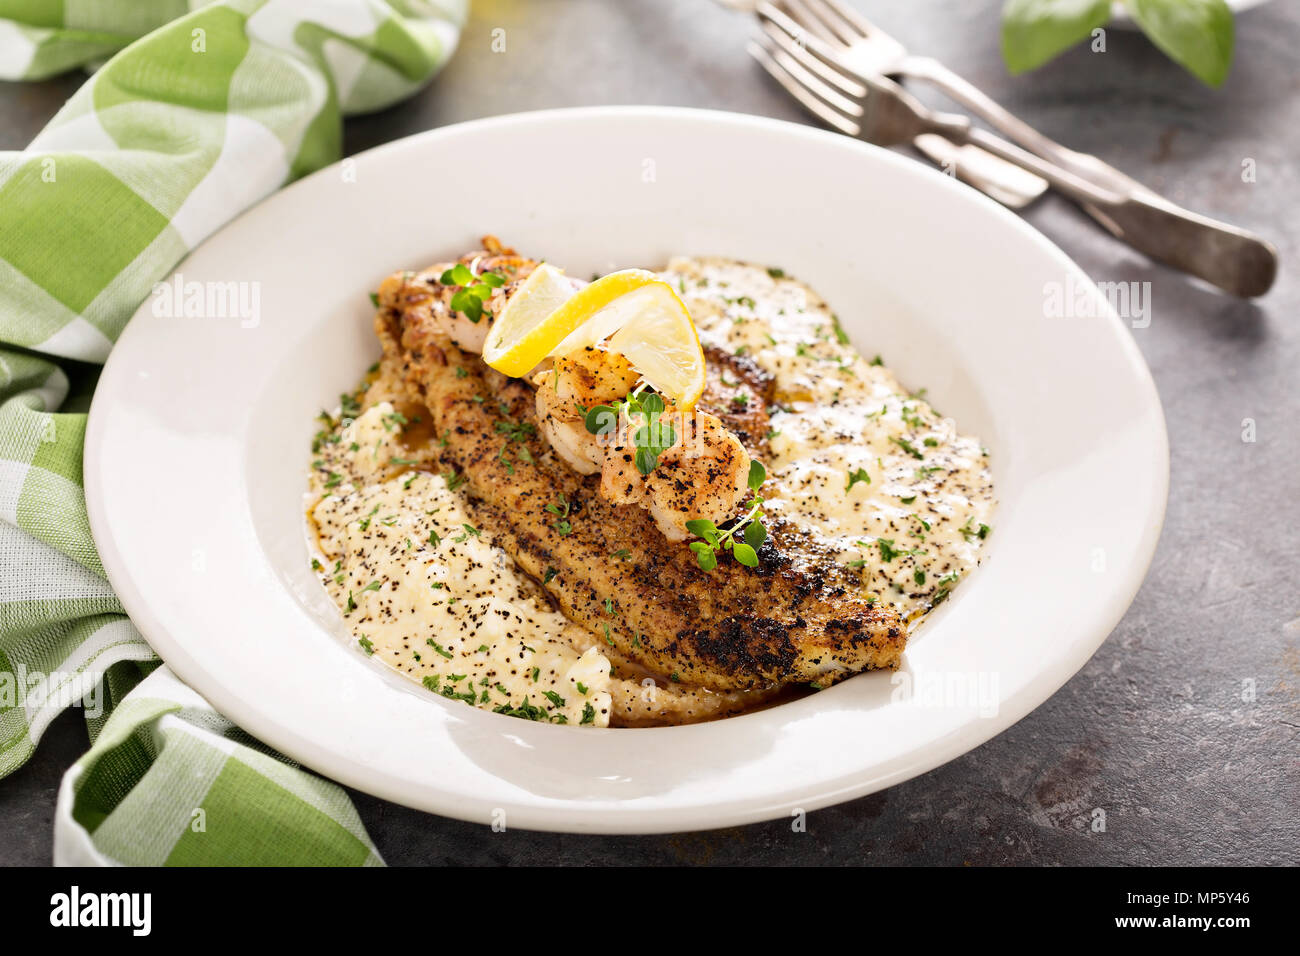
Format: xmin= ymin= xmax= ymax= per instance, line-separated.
xmin=480 ymin=263 xmax=584 ymax=376
xmin=483 ymin=266 xmax=706 ymax=408
xmin=604 ymin=284 xmax=705 ymax=408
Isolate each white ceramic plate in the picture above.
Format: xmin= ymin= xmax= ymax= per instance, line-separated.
xmin=86 ymin=107 xmax=1167 ymax=833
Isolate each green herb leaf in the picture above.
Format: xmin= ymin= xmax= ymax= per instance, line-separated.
xmin=686 ymin=518 xmax=718 ymax=539
xmin=1127 ymin=0 xmax=1234 ymax=87
xmin=748 ymin=459 xmax=767 ymax=491
xmin=891 ymin=436 xmax=924 ymax=460
xmin=846 ymin=466 xmax=871 ymax=490
xmin=584 ymin=404 xmax=618 ymax=435
xmin=1001 ymin=0 xmax=1112 ymax=74
xmin=634 ymin=446 xmax=659 ymax=476
xmin=732 ymin=542 xmax=759 ymax=567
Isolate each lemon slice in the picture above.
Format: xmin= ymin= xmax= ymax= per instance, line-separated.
xmin=605 ymin=285 xmax=706 ymax=408
xmin=484 ymin=265 xmax=705 ymax=406
xmin=480 ymin=263 xmax=585 ymax=377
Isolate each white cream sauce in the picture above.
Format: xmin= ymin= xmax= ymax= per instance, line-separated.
xmin=309 ymin=403 xmax=613 ymax=727
xmin=660 ymin=257 xmax=995 ymax=622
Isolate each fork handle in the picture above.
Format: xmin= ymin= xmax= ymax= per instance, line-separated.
xmin=903 ymin=56 xmax=1147 ymax=197
xmin=958 ymin=127 xmax=1278 ymax=297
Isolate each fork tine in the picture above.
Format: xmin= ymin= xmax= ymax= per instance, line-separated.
xmin=776 ymin=0 xmax=861 ymax=47
xmin=803 ymin=0 xmax=876 ymax=40
xmin=769 ymin=0 xmax=839 ymax=45
xmin=747 ymin=38 xmax=862 ymax=138
xmin=758 ymin=19 xmax=866 ymax=103
xmin=756 ymin=2 xmax=868 ymax=98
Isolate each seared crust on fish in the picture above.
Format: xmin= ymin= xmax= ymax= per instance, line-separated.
xmin=372 ymin=238 xmax=908 ymax=693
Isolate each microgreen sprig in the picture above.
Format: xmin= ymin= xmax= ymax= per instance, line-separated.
xmin=685 ymin=460 xmax=768 ymax=570
xmin=584 ymin=387 xmax=677 ymax=476
xmin=440 ymin=262 xmax=506 ymax=323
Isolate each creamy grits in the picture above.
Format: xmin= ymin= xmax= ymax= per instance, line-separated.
xmin=309 ymin=401 xmax=614 ymax=727
xmin=660 ymin=257 xmax=995 ymax=622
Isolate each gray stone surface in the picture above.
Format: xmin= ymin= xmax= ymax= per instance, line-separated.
xmin=1 ymin=0 xmax=1296 ymax=866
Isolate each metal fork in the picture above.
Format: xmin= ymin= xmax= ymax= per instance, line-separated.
xmin=719 ymin=0 xmax=1047 ymax=207
xmin=761 ymin=0 xmax=1143 ymax=196
xmin=750 ymin=28 xmax=1278 ymax=297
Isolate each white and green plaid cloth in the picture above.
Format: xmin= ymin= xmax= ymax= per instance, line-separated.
xmin=0 ymin=0 xmax=465 ymax=866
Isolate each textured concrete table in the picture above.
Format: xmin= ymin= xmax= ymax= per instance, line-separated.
xmin=2 ymin=0 xmax=1297 ymax=865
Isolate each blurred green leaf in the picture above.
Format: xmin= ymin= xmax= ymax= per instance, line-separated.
xmin=1001 ymin=0 xmax=1111 ymax=74
xmin=1126 ymin=0 xmax=1234 ymax=87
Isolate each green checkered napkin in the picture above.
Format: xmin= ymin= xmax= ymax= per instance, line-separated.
xmin=0 ymin=0 xmax=465 ymax=865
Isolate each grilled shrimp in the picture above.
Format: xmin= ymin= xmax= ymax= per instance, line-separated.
xmin=533 ymin=347 xmax=641 ymax=474
xmin=533 ymin=347 xmax=752 ymax=541
xmin=600 ymin=409 xmax=751 ymax=541
xmin=374 ymin=236 xmax=534 ymax=354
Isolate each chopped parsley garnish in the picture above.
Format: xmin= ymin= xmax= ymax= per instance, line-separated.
xmin=546 ymin=494 xmax=573 ymax=536
xmin=425 ymin=639 xmax=453 ymax=659
xmin=495 ymin=416 xmax=536 ymax=443
xmin=580 ymin=703 xmax=596 ymax=725
xmin=357 ymin=635 xmax=374 ymax=655
xmin=891 ymin=436 xmax=924 ymax=460
xmin=543 ymin=567 xmax=558 ymax=585
xmin=846 ymin=467 xmax=871 ymax=491
xmin=493 ymin=700 xmax=553 ymax=722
